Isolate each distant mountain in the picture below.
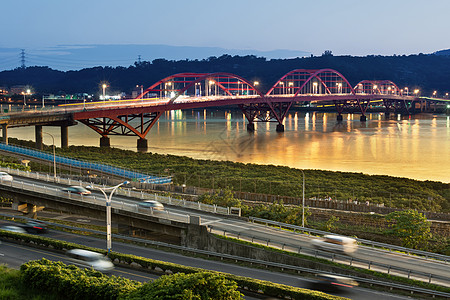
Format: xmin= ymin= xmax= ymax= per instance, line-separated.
xmin=1 ymin=53 xmax=450 ymax=97
xmin=434 ymin=49 xmax=450 ymax=56
xmin=0 ymin=44 xmax=310 ymax=71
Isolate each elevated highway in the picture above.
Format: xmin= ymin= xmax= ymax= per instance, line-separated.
xmin=1 ymin=170 xmax=449 ymax=287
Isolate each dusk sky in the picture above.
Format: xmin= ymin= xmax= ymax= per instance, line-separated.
xmin=1 ymin=0 xmax=450 ymax=70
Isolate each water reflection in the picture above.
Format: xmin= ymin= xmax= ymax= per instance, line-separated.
xmin=6 ymin=109 xmax=450 ymax=183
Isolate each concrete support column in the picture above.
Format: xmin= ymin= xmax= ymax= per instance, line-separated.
xmin=100 ymin=136 xmax=110 ymax=147
xmin=384 ymin=112 xmax=390 ymax=119
xmin=137 ymin=138 xmax=148 ymax=151
xmin=360 ymin=115 xmax=367 ymax=122
xmin=2 ymin=124 xmax=8 ymax=145
xmin=61 ymin=125 xmax=68 ymax=148
xmin=276 ymin=123 xmax=285 ymax=132
xmin=35 ymin=125 xmax=43 ymax=150
xmin=336 ymin=114 xmax=343 ymax=122
xmin=247 ymin=123 xmax=255 ymax=132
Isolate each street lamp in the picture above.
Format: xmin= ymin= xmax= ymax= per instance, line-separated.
xmin=102 ymin=84 xmax=107 ymax=101
xmin=300 ymin=170 xmax=305 ymax=228
xmin=42 ymin=132 xmax=57 ymax=181
xmin=253 ymin=81 xmax=259 ymax=95
xmin=404 ymin=87 xmax=409 ymax=96
xmin=86 ymin=181 xmax=130 ymax=253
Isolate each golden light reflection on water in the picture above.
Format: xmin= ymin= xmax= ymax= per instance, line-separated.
xmin=6 ymin=110 xmax=450 ymax=183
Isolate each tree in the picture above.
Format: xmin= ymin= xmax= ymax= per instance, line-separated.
xmin=386 ymin=210 xmax=431 ymax=249
xmin=122 ymin=272 xmax=243 ymax=300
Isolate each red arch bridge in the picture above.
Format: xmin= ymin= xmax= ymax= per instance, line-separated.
xmin=1 ymin=68 xmax=449 ymax=150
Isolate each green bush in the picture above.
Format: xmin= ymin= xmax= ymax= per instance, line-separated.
xmin=20 ymin=259 xmax=140 ymax=300
xmin=122 ymin=272 xmax=243 ymax=300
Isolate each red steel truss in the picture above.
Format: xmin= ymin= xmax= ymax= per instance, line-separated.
xmin=71 ymin=69 xmax=421 ymax=146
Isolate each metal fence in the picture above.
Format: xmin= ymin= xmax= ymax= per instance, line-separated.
xmin=0 ymin=142 xmax=171 ymax=184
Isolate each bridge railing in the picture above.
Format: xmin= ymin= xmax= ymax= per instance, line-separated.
xmin=0 ymin=142 xmax=171 ymax=184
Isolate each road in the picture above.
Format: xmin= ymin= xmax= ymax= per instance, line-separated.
xmin=0 ymin=219 xmax=410 ymax=300
xmin=3 ymin=175 xmax=450 ymax=286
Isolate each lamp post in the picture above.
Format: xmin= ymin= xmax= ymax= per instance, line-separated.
xmin=102 ymin=84 xmax=107 ymax=101
xmin=86 ymin=181 xmax=130 ymax=253
xmin=42 ymin=132 xmax=56 ymax=181
xmin=301 ymin=170 xmax=305 ymax=228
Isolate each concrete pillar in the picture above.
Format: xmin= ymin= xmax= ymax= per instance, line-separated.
xmin=360 ymin=115 xmax=367 ymax=122
xmin=35 ymin=125 xmax=43 ymax=150
xmin=2 ymin=124 xmax=8 ymax=145
xmin=100 ymin=136 xmax=110 ymax=147
xmin=247 ymin=123 xmax=255 ymax=132
xmin=276 ymin=123 xmax=285 ymax=132
xmin=137 ymin=138 xmax=148 ymax=151
xmin=336 ymin=114 xmax=343 ymax=122
xmin=61 ymin=125 xmax=68 ymax=148
xmin=384 ymin=112 xmax=390 ymax=119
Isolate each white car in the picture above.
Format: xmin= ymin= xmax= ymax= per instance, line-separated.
xmin=0 ymin=225 xmax=27 ymax=234
xmin=138 ymin=200 xmax=164 ymax=211
xmin=311 ymin=235 xmax=357 ymax=254
xmin=0 ymin=172 xmax=13 ymax=182
xmin=66 ymin=249 xmax=114 ymax=272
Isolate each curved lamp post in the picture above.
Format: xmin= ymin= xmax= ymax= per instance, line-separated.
xmin=86 ymin=181 xmax=130 ymax=253
xmin=42 ymin=132 xmax=56 ymax=181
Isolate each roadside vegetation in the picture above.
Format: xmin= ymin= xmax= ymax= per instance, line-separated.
xmin=5 ymin=138 xmax=450 ymax=213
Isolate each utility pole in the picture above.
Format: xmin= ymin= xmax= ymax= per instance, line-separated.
xmin=20 ymin=49 xmax=26 ymax=69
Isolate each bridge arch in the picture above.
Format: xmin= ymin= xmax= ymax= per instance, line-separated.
xmin=137 ymin=72 xmax=264 ymax=104
xmin=354 ymin=80 xmax=402 ymax=95
xmin=266 ymin=68 xmax=356 ymax=97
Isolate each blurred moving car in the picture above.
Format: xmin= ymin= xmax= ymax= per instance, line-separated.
xmin=308 ymin=273 xmax=358 ymax=293
xmin=311 ymin=235 xmax=357 ymax=254
xmin=138 ymin=200 xmax=164 ymax=211
xmin=0 ymin=172 xmax=13 ymax=182
xmin=22 ymin=220 xmax=48 ymax=234
xmin=66 ymin=249 xmax=114 ymax=272
xmin=0 ymin=225 xmax=27 ymax=234
xmin=62 ymin=186 xmax=91 ymax=195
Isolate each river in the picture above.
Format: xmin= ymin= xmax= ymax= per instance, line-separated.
xmin=7 ymin=109 xmax=450 ymax=183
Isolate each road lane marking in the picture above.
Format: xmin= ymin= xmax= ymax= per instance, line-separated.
xmin=114 ymin=269 xmax=154 ymax=280
xmin=4 ymin=242 xmax=67 ymax=260
xmin=201 ymin=219 xmax=223 ymax=225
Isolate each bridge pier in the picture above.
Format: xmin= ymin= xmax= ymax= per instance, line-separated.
xmin=35 ymin=125 xmax=43 ymax=150
xmin=247 ymin=123 xmax=255 ymax=132
xmin=61 ymin=126 xmax=68 ymax=148
xmin=360 ymin=115 xmax=367 ymax=122
xmin=2 ymin=124 xmax=8 ymax=145
xmin=100 ymin=136 xmax=110 ymax=147
xmin=276 ymin=124 xmax=285 ymax=132
xmin=336 ymin=114 xmax=343 ymax=122
xmin=137 ymin=138 xmax=148 ymax=151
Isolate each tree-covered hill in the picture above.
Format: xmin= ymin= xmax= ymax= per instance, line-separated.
xmin=1 ymin=53 xmax=450 ymax=96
